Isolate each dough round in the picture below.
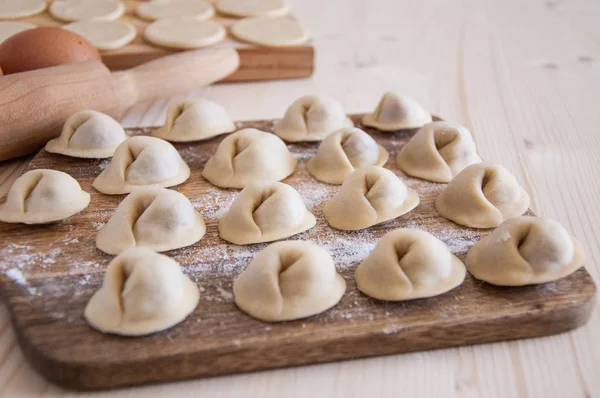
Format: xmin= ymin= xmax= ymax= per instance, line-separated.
xmin=231 ymin=16 xmax=309 ymax=47
xmin=216 ymin=0 xmax=289 ymax=18
xmin=323 ymin=166 xmax=420 ymax=231
xmin=136 ymin=0 xmax=214 ymax=21
xmin=63 ymin=20 xmax=136 ymax=51
xmin=233 ymin=241 xmax=346 ymax=322
xmin=0 ymin=0 xmax=46 ymax=19
xmin=219 ymin=181 xmax=316 ymax=245
xmin=362 ymin=92 xmax=432 ymax=131
xmin=465 ymin=216 xmax=585 ymax=286
xmin=435 ymin=163 xmax=530 ymax=228
xmin=49 ymin=0 xmax=125 ymax=22
xmin=307 ymin=127 xmax=389 ymax=184
xmin=0 ymin=21 xmax=36 ymax=43
xmin=84 ymin=248 xmax=200 ymax=336
xmin=0 ymin=169 xmax=90 ymax=224
xmin=97 ymin=187 xmax=206 ymax=255
xmin=144 ymin=18 xmax=225 ymax=49
xmin=355 ymin=229 xmax=466 ymax=301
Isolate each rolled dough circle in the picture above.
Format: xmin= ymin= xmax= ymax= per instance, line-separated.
xmin=136 ymin=0 xmax=215 ymax=21
xmin=144 ymin=18 xmax=226 ymax=49
xmin=216 ymin=0 xmax=289 ymax=17
xmin=0 ymin=21 xmax=37 ymax=43
xmin=63 ymin=20 xmax=136 ymax=50
xmin=0 ymin=0 xmax=46 ymax=19
xmin=49 ymin=0 xmax=125 ymax=22
xmin=231 ymin=16 xmax=309 ymax=47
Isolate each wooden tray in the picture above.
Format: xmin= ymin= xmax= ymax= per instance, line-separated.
xmin=20 ymin=0 xmax=314 ymax=81
xmin=0 ymin=114 xmax=595 ymax=390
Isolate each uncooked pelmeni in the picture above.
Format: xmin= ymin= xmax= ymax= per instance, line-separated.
xmin=435 ymin=163 xmax=530 ymax=228
xmin=45 ymin=110 xmax=126 ymax=158
xmin=49 ymin=0 xmax=125 ymax=22
xmin=231 ymin=16 xmax=309 ymax=47
xmin=0 ymin=0 xmax=46 ymax=19
xmin=362 ymin=92 xmax=432 ymax=131
xmin=93 ymin=136 xmax=190 ymax=195
xmin=136 ymin=0 xmax=214 ymax=21
xmin=216 ymin=0 xmax=288 ymax=17
xmin=323 ymin=166 xmax=419 ymax=231
xmin=63 ymin=20 xmax=136 ymax=50
xmin=202 ymin=128 xmax=296 ymax=189
xmin=0 ymin=21 xmax=36 ymax=43
xmin=307 ymin=127 xmax=388 ymax=184
xmin=233 ymin=241 xmax=346 ymax=322
xmin=355 ymin=229 xmax=466 ymax=301
xmin=96 ymin=187 xmax=206 ymax=255
xmin=396 ymin=121 xmax=481 ymax=183
xmin=275 ymin=95 xmax=353 ymax=142
xmin=144 ymin=18 xmax=225 ymax=49
xmin=152 ymin=98 xmax=235 ymax=142
xmin=84 ymin=248 xmax=200 ymax=336
xmin=466 ymin=216 xmax=585 ymax=286
xmin=0 ymin=169 xmax=89 ymax=224
xmin=219 ymin=181 xmax=315 ymax=245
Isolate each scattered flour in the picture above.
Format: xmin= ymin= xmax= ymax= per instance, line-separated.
xmin=91 ymin=221 xmax=105 ymax=231
xmin=5 ymin=268 xmax=37 ymax=295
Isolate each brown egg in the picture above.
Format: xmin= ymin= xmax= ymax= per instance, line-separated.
xmin=0 ymin=27 xmax=100 ymax=75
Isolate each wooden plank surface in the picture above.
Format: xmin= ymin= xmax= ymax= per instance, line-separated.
xmin=18 ymin=0 xmax=314 ymax=81
xmin=1 ymin=0 xmax=600 ymax=396
xmin=0 ymin=115 xmax=594 ymax=390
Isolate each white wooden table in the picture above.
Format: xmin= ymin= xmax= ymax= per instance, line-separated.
xmin=1 ymin=0 xmax=599 ymax=396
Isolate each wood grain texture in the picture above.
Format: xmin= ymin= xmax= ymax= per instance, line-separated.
xmin=1 ymin=0 xmax=600 ymax=396
xmin=18 ymin=0 xmax=314 ymax=82
xmin=0 ymin=115 xmax=595 ymax=390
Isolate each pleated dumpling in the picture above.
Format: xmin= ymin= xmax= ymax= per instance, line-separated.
xmin=307 ymin=127 xmax=389 ymax=184
xmin=323 ymin=166 xmax=419 ymax=230
xmin=0 ymin=169 xmax=90 ymax=224
xmin=202 ymin=128 xmax=296 ymax=189
xmin=45 ymin=110 xmax=127 ymax=158
xmin=219 ymin=181 xmax=315 ymax=245
xmin=84 ymin=248 xmax=200 ymax=336
xmin=274 ymin=95 xmax=353 ymax=142
xmin=233 ymin=241 xmax=346 ymax=322
xmin=435 ymin=163 xmax=530 ymax=228
xmin=466 ymin=217 xmax=585 ymax=286
xmin=152 ymin=98 xmax=236 ymax=142
xmin=96 ymin=187 xmax=206 ymax=255
xmin=93 ymin=136 xmax=190 ymax=195
xmin=362 ymin=92 xmax=432 ymax=131
xmin=396 ymin=122 xmax=481 ymax=183
xmin=355 ymin=229 xmax=466 ymax=301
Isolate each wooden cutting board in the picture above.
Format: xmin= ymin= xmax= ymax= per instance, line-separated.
xmin=19 ymin=0 xmax=314 ymax=81
xmin=0 ymin=114 xmax=595 ymax=390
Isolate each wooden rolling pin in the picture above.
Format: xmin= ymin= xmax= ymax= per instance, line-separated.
xmin=0 ymin=47 xmax=239 ymax=162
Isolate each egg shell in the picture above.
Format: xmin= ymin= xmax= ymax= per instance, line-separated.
xmin=0 ymin=27 xmax=101 ymax=75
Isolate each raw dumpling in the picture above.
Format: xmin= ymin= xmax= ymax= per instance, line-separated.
xmin=307 ymin=127 xmax=389 ymax=184
xmin=96 ymin=187 xmax=206 ymax=255
xmin=152 ymin=98 xmax=236 ymax=142
xmin=233 ymin=241 xmax=346 ymax=322
xmin=84 ymin=248 xmax=200 ymax=336
xmin=362 ymin=92 xmax=432 ymax=131
xmin=355 ymin=229 xmax=466 ymax=301
xmin=202 ymin=128 xmax=296 ymax=189
xmin=219 ymin=181 xmax=315 ymax=245
xmin=45 ymin=110 xmax=127 ymax=158
xmin=0 ymin=169 xmax=90 ymax=224
xmin=396 ymin=122 xmax=481 ymax=183
xmin=435 ymin=163 xmax=530 ymax=228
xmin=466 ymin=216 xmax=584 ymax=286
xmin=93 ymin=136 xmax=190 ymax=195
xmin=274 ymin=95 xmax=353 ymax=142
xmin=323 ymin=166 xmax=419 ymax=230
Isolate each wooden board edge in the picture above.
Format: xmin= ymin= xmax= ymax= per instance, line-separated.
xmin=9 ymin=269 xmax=596 ymax=391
